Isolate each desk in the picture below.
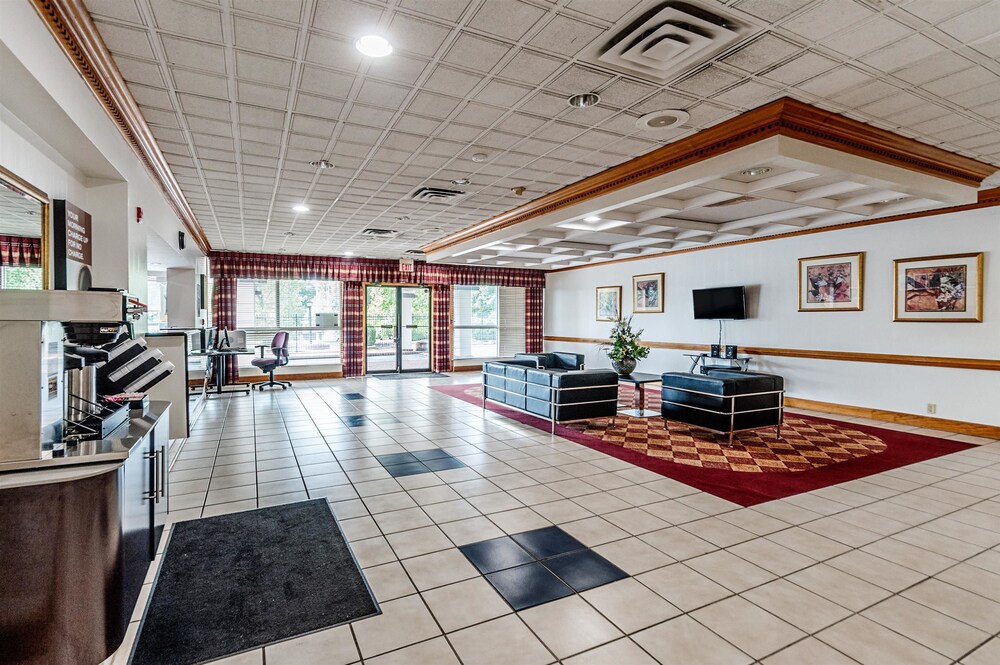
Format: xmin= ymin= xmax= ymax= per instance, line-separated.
xmin=617 ymin=372 xmax=662 ymax=417
xmin=684 ymin=353 xmax=752 ymax=374
xmin=191 ymin=349 xmax=254 ymax=398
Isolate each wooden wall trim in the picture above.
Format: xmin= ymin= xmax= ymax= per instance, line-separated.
xmin=543 ymin=335 xmax=1000 ymax=372
xmin=549 ymin=187 xmax=1000 ymax=273
xmin=423 ymin=97 xmax=994 ymax=256
xmin=785 ymin=397 xmax=1000 ymax=439
xmin=30 ymin=0 xmax=211 ymax=255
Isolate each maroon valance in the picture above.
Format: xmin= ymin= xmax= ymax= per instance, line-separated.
xmin=209 ymin=251 xmax=545 ymax=289
xmin=0 ymin=234 xmax=42 ymax=267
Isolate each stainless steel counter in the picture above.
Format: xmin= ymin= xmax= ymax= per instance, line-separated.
xmin=0 ymin=401 xmax=170 ymax=474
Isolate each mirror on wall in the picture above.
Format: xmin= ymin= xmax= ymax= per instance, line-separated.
xmin=0 ymin=166 xmax=48 ymax=289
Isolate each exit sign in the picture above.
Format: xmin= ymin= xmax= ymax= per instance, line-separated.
xmin=399 ymin=257 xmax=415 ymax=273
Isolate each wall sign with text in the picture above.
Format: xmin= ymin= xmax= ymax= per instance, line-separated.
xmin=53 ymin=200 xmax=93 ymax=290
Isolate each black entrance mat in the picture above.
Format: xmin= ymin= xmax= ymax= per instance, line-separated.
xmin=131 ymin=500 xmax=379 ymax=665
xmin=371 ymin=372 xmax=449 ymax=380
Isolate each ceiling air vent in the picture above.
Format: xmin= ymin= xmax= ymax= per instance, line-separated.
xmin=592 ymin=2 xmax=743 ymax=83
xmin=360 ymin=228 xmax=399 ymax=237
xmin=410 ymin=187 xmax=467 ymax=203
xmin=404 ymin=249 xmax=425 ymax=255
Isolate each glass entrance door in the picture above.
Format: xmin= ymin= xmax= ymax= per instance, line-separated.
xmin=365 ymin=285 xmax=431 ymax=373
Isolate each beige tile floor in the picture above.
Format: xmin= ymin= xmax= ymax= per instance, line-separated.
xmin=114 ymin=375 xmax=1000 ymax=665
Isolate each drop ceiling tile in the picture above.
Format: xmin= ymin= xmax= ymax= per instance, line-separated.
xmin=234 ymin=50 xmax=295 ymax=86
xmin=475 ymin=80 xmax=533 ymax=107
xmin=114 ymin=56 xmax=166 ymax=87
xmin=858 ymin=33 xmax=945 ymax=73
xmin=892 ymin=52 xmax=973 ymax=86
xmin=824 ymin=15 xmax=914 ymax=59
xmin=911 ymin=114 xmax=972 ymax=136
xmin=937 ymin=2 xmax=1000 ymax=42
xmin=238 ymin=104 xmax=286 ymax=128
xmin=856 ymin=90 xmax=926 ymax=119
xmin=494 ymin=113 xmax=548 ymax=136
xmin=674 ymin=65 xmax=744 ymax=96
xmin=546 ymin=65 xmax=614 ymax=96
xmin=179 ymin=93 xmax=234 ymax=121
xmin=883 ymin=102 xmax=951 ymax=128
xmin=187 ymin=115 xmax=235 ymax=137
xmin=128 ymin=83 xmax=173 ymax=109
xmin=722 ymin=33 xmax=801 ymax=73
xmin=565 ymin=0 xmax=641 ymax=22
xmin=171 ymin=68 xmax=229 ymax=98
xmin=469 ymin=0 xmax=547 ymax=41
xmin=241 ymin=125 xmax=283 ymax=144
xmin=443 ymin=32 xmax=512 ymax=72
xmin=236 ymin=80 xmax=289 ymax=109
xmin=303 ymin=32 xmax=363 ymax=71
xmin=93 ymin=20 xmax=155 ymax=60
xmin=389 ymin=13 xmax=454 ymax=58
xmin=356 ymin=79 xmax=411 ymax=109
xmin=293 ymin=93 xmax=345 ymax=119
xmin=86 ymin=0 xmax=143 ymax=23
xmin=922 ymin=66 xmax=997 ymax=97
xmin=340 ymin=124 xmax=383 ymax=143
xmin=950 ymin=81 xmax=1000 ymax=108
xmin=436 ymin=122 xmax=484 ymax=142
xmin=299 ymin=65 xmax=355 ymax=98
xmin=393 ymin=113 xmax=443 ymax=134
xmin=498 ymin=50 xmax=564 ymax=86
xmin=797 ymin=66 xmax=872 ymax=96
xmin=398 ymin=0 xmax=468 ymax=22
xmin=149 ymin=0 xmax=223 ymax=42
xmin=160 ymin=35 xmax=227 ymax=75
xmin=761 ymin=51 xmax=838 ymax=85
xmin=596 ymin=111 xmax=643 ymax=134
xmin=233 ymin=0 xmax=303 ymax=23
xmin=630 ymin=90 xmax=698 ymax=115
xmin=969 ymin=33 xmax=1000 ymax=60
xmin=733 ymin=0 xmax=813 ymax=22
xmin=520 ymin=91 xmax=571 ymax=116
xmin=423 ymin=65 xmax=483 ymax=97
xmin=714 ymin=80 xmax=784 ymax=107
xmin=477 ymin=131 xmax=523 ymax=151
xmin=382 ymin=132 xmax=426 ymax=152
xmin=781 ymin=0 xmax=876 ymax=41
xmin=141 ymin=106 xmax=180 ymax=127
xmin=233 ymin=15 xmax=299 ymax=58
xmin=368 ymin=54 xmax=430 ymax=85
xmin=345 ymin=103 xmax=397 ymax=127
xmin=527 ymin=15 xmax=604 ymax=57
xmin=451 ymin=101 xmax=505 ymax=127
xmin=311 ymin=0 xmax=384 ymax=38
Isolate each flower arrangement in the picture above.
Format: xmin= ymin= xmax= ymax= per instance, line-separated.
xmin=601 ymin=316 xmax=650 ymax=375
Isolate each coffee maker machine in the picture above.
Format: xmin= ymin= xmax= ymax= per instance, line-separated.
xmin=0 ymin=290 xmax=171 ymax=464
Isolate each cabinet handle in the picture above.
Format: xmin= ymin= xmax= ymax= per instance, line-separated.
xmin=158 ymin=446 xmax=166 ymax=500
xmin=144 ymin=451 xmax=157 ymax=502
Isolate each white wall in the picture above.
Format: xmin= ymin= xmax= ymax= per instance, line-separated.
xmin=545 ymin=207 xmax=999 ymax=426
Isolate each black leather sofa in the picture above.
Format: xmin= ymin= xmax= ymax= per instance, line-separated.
xmin=660 ymin=369 xmax=785 ymax=445
xmin=483 ymin=358 xmax=618 ymax=432
xmin=513 ymin=352 xmax=585 ymax=370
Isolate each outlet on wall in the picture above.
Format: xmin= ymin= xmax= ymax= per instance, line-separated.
xmin=927 ymin=403 xmax=937 ymax=414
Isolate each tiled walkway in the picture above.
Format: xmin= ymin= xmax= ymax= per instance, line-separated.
xmin=123 ymin=376 xmax=1000 ymax=665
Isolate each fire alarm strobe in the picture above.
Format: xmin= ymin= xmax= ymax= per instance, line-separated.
xmin=136 ymin=207 xmax=143 ymax=223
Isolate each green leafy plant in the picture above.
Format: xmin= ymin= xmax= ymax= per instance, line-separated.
xmin=600 ymin=316 xmax=650 ymax=363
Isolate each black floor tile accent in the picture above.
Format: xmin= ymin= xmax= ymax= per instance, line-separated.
xmin=460 ymin=537 xmax=534 ymax=574
xmin=511 ymin=526 xmax=586 ymax=560
xmin=384 ymin=462 xmax=432 ymax=477
xmin=341 ymin=393 xmax=366 ymax=400
xmin=485 ymin=563 xmax=574 ymax=611
xmin=461 ymin=526 xmax=628 ymax=611
xmin=542 ymin=550 xmax=628 ymax=592
xmin=372 ymin=448 xmax=466 ymax=477
xmin=342 ymin=415 xmax=370 ymax=427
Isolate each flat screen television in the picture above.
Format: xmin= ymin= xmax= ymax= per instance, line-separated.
xmin=693 ymin=286 xmax=747 ymax=320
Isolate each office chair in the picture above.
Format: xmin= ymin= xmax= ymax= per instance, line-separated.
xmin=251 ymin=331 xmax=291 ymax=390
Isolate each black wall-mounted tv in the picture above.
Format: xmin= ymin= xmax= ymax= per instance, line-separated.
xmin=693 ymin=286 xmax=747 ymax=320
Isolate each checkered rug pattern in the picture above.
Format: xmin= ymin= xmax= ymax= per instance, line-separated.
xmin=465 ymin=384 xmax=887 ymax=473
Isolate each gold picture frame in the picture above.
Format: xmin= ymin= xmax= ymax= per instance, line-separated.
xmin=595 ymin=285 xmax=621 ymax=321
xmin=798 ymin=252 xmax=864 ymax=312
xmin=632 ymin=273 xmax=664 ymax=313
xmin=893 ymin=252 xmax=983 ymax=322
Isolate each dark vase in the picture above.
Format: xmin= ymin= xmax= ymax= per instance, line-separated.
xmin=611 ymin=358 xmax=636 ymax=375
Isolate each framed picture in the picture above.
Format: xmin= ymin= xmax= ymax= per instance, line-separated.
xmin=595 ymin=285 xmax=622 ymax=322
xmin=632 ymin=273 xmax=664 ymax=313
xmin=798 ymin=252 xmax=864 ymax=311
xmin=893 ymin=252 xmax=983 ymax=322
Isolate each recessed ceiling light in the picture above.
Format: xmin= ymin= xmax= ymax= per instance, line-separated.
xmin=344 ymin=250 xmax=355 ymax=256
xmin=309 ymin=159 xmax=333 ymax=169
xmin=292 ymin=204 xmax=309 ymax=213
xmin=739 ymin=167 xmax=772 ymax=177
xmin=355 ymin=35 xmax=392 ymax=57
xmin=584 ymin=215 xmax=602 ymax=222
xmin=283 ymin=231 xmax=296 ymax=237
xmin=567 ymin=92 xmax=600 ymax=108
xmin=450 ymin=178 xmax=471 ymax=185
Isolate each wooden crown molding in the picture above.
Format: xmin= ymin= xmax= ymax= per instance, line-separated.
xmin=423 ymin=97 xmax=995 ymax=257
xmin=30 ymin=0 xmax=211 ymax=255
xmin=549 ymin=186 xmax=1000 ymax=273
xmin=542 ymin=335 xmax=1000 ymax=372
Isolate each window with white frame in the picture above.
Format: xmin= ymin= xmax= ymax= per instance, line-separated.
xmin=235 ymin=278 xmax=341 ymax=365
xmin=452 ymin=285 xmax=525 ymax=359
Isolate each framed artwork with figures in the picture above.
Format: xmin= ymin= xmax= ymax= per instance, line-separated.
xmin=893 ymin=252 xmax=983 ymax=322
xmin=798 ymin=252 xmax=864 ymax=311
xmin=595 ymin=286 xmax=621 ymax=322
xmin=632 ymin=273 xmax=664 ymax=313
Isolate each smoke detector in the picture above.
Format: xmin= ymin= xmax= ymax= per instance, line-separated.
xmin=309 ymin=159 xmax=334 ymax=169
xmin=740 ymin=167 xmax=772 ymax=177
xmin=636 ymin=109 xmax=689 ymax=131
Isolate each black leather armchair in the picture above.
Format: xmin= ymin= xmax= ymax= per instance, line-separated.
xmin=514 ymin=352 xmax=585 ymax=371
xmin=660 ymin=370 xmax=784 ymax=445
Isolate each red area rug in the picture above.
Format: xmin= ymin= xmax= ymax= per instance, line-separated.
xmin=433 ymin=383 xmax=973 ymax=507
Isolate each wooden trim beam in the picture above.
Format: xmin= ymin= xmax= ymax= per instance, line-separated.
xmin=542 ymin=336 xmax=1000 ymax=371
xmin=30 ymin=0 xmax=211 ymax=255
xmin=424 ymin=98 xmax=995 ymax=256
xmin=785 ymin=397 xmax=1000 ymax=439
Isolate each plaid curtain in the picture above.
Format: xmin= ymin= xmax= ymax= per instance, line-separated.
xmin=0 ymin=234 xmax=42 ymax=267
xmin=341 ymin=281 xmax=364 ymax=377
xmin=525 ymin=287 xmax=544 ymax=353
xmin=211 ymin=277 xmax=240 ymax=383
xmin=431 ymin=284 xmax=452 ymax=373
